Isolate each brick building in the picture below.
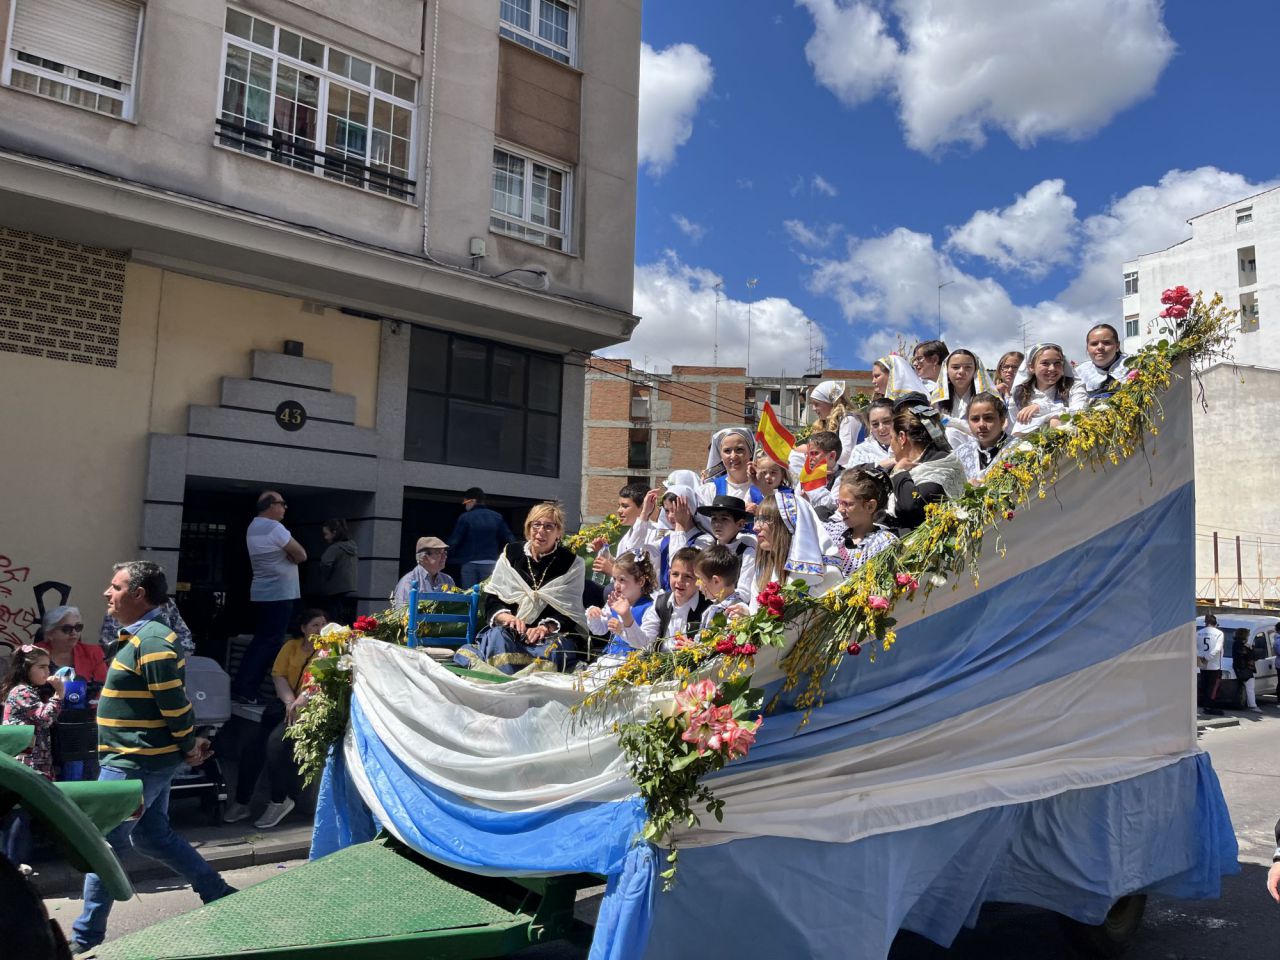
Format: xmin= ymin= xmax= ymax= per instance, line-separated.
xmin=581 ymin=358 xmax=873 ymax=520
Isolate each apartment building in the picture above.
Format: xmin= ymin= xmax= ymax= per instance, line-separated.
xmin=1121 ymin=185 xmax=1278 ymax=367
xmin=581 ymin=359 xmax=873 ymax=521
xmin=0 ymin=0 xmax=640 ymax=645
xmin=1120 ymin=185 xmax=1280 ymax=606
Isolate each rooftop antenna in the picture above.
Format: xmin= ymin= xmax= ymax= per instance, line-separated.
xmin=712 ymin=281 xmax=726 ymax=366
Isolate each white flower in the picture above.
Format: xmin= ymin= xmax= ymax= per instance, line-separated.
xmin=929 ymin=573 xmax=947 ymax=587
xmin=320 ymin=622 xmax=348 ymax=637
xmin=336 ymin=654 xmax=353 ymax=672
xmin=952 ymin=507 xmax=970 ymax=521
xmin=1016 ymin=441 xmax=1035 ymax=453
xmin=1093 ymin=403 xmax=1110 ymax=413
xmin=1056 ymin=421 xmax=1079 ymax=435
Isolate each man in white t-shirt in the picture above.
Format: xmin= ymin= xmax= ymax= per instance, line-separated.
xmin=232 ymin=490 xmax=306 ymax=701
xmin=1196 ymin=614 xmax=1225 ymax=715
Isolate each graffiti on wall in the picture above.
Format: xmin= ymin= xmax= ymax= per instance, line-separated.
xmin=0 ymin=555 xmax=37 ymax=649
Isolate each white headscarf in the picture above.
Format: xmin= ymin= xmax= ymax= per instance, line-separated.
xmin=775 ymin=489 xmax=836 ymax=586
xmin=662 ymin=470 xmax=710 ymax=534
xmin=1011 ymin=342 xmax=1072 ymax=402
xmin=933 ymin=350 xmax=995 ymax=412
xmin=809 ymin=380 xmax=845 ymax=406
xmin=874 ymin=355 xmax=930 ymax=401
xmin=705 ymin=427 xmax=756 ymax=475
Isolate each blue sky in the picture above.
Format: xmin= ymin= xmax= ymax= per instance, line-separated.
xmin=606 ymin=0 xmax=1279 ymax=374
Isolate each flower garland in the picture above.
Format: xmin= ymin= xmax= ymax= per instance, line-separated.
xmin=584 ymin=291 xmax=1235 ymax=863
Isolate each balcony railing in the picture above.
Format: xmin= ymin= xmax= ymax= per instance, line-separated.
xmin=214 ymin=118 xmax=417 ymax=202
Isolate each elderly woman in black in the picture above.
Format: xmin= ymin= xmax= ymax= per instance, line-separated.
xmin=453 ymin=501 xmax=588 ymax=674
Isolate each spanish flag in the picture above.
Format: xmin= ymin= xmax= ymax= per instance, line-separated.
xmin=799 ymin=447 xmax=828 ymax=492
xmin=754 ymin=401 xmax=795 ymax=467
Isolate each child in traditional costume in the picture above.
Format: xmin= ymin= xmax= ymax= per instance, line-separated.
xmin=848 ymin=398 xmax=896 ymax=468
xmin=623 ymin=547 xmax=713 ymax=652
xmin=825 ymin=468 xmax=898 ymax=577
xmin=1077 ymin=323 xmax=1131 ymax=400
xmin=1011 ymin=343 xmax=1086 ymax=436
xmin=585 ymin=552 xmax=658 ymax=657
xmin=966 ymin=392 xmax=1013 ymax=476
xmin=807 ymin=380 xmax=862 ymax=468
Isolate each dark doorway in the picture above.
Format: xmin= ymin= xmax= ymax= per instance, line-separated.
xmin=399 ymin=487 xmax=538 ymax=585
xmin=175 ymin=480 xmax=372 ymax=666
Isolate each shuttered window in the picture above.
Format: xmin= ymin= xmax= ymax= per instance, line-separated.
xmin=4 ymin=0 xmax=142 ymax=119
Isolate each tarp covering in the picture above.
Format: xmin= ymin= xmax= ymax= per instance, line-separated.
xmin=311 ymin=367 xmax=1238 ymax=960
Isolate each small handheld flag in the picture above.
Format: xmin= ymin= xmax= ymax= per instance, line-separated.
xmin=800 ymin=447 xmax=828 ymax=492
xmin=754 ymin=402 xmax=795 ymax=467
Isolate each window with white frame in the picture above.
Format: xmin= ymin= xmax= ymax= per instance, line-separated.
xmin=3 ymin=0 xmax=142 ymax=119
xmin=217 ymin=7 xmax=418 ymax=201
xmin=1124 ymin=314 xmax=1140 ymax=338
xmin=1123 ymin=271 xmax=1139 ymax=296
xmin=498 ymin=0 xmax=577 ymax=65
xmin=490 ymin=146 xmax=570 ymax=251
xmin=1236 ymin=206 xmax=1253 ymax=225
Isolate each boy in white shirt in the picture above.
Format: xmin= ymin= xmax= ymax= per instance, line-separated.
xmin=624 ymin=547 xmax=713 ymax=652
xmin=593 ymin=482 xmax=661 ymax=576
xmin=685 ymin=496 xmax=757 ymax=593
xmin=694 ymin=544 xmax=749 ymax=624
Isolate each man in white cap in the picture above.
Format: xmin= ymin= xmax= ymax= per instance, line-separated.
xmin=392 ymin=536 xmax=456 ymax=608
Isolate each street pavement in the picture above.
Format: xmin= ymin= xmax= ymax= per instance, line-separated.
xmin=43 ymin=702 xmax=1280 ymax=958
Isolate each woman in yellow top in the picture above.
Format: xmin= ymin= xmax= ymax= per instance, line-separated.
xmin=224 ymin=609 xmax=325 ymax=829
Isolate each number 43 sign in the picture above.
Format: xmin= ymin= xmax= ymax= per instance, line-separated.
xmin=275 ymin=400 xmax=308 ymax=432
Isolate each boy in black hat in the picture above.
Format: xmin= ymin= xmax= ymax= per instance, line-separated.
xmin=693 ymin=495 xmax=757 ymax=594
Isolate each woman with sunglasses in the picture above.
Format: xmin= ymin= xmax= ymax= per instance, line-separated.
xmin=35 ymin=604 xmax=106 ymax=683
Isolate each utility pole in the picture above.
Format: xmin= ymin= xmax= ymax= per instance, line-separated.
xmin=712 ymin=281 xmax=725 ymax=365
xmin=937 ymin=280 xmax=955 ymax=339
xmin=746 ymin=278 xmax=759 ymax=375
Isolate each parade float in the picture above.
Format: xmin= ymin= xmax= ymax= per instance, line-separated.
xmin=87 ymin=290 xmax=1241 ymax=960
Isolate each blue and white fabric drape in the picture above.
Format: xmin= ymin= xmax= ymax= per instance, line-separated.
xmin=312 ymin=363 xmax=1237 ymax=960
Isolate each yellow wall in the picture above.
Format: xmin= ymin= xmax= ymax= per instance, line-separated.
xmin=144 ymin=270 xmax=382 ymax=434
xmin=0 ymin=263 xmax=381 ymax=637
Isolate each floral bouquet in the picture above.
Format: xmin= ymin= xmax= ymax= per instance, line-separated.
xmin=562 ymin=512 xmax=625 ymax=558
xmin=617 ymin=675 xmax=763 ymax=888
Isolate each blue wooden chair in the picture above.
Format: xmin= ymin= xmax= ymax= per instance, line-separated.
xmin=406 ymin=584 xmax=480 ymax=649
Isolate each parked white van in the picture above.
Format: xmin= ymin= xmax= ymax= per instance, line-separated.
xmin=1196 ymin=614 xmax=1278 ymax=708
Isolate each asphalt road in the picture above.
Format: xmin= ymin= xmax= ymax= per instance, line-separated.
xmin=44 ymin=704 xmax=1280 ymax=958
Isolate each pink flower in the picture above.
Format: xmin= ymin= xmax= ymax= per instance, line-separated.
xmin=867 ymin=595 xmax=890 ymax=611
xmin=674 ymin=679 xmax=718 ymax=717
xmin=1160 ymin=304 xmax=1188 ymax=320
xmin=682 ymin=704 xmax=733 ymax=755
xmin=894 ymin=573 xmax=919 ymax=591
xmin=709 ymin=717 xmax=759 ymax=759
xmin=1126 ymin=370 xmax=1140 ymax=382
xmin=737 ymin=642 xmax=758 ymax=656
xmin=714 ymin=637 xmax=736 ymax=654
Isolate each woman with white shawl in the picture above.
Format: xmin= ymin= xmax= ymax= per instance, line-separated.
xmin=698 ymin=427 xmax=763 ymax=510
xmin=807 ymin=380 xmax=861 ymax=469
xmin=452 ymin=501 xmax=588 ymax=675
xmin=1010 ymin=343 xmax=1087 ymax=437
xmin=886 ymin=395 xmax=968 ymax=532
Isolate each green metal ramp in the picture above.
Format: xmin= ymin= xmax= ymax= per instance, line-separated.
xmin=89 ymin=837 xmax=596 ymax=959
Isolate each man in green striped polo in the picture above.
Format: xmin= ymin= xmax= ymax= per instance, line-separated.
xmin=70 ymin=561 xmax=235 ymax=954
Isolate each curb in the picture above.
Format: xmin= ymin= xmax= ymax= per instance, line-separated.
xmin=1196 ymin=715 xmax=1241 ymax=731
xmin=32 ymin=829 xmax=313 ymax=898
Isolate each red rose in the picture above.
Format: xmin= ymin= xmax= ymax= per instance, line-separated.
xmin=1001 ymin=460 xmax=1013 ymax=470
xmin=738 ymin=642 xmax=758 ymax=656
xmin=764 ymin=581 xmax=782 ymax=596
xmin=1004 ymin=510 xmax=1015 ymax=520
xmin=894 ymin=573 xmax=918 ymax=591
xmin=765 ymin=596 xmax=786 ymax=617
xmin=352 ymin=616 xmax=379 ymax=633
xmin=715 ymin=637 xmax=736 ymax=654
xmin=846 ymin=641 xmax=862 ymax=656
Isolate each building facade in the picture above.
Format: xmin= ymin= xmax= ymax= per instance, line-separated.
xmin=0 ymin=0 xmax=640 ymax=649
xmin=581 ymin=359 xmax=872 ymax=521
xmin=1121 ymin=185 xmax=1279 ymax=368
xmin=1119 ymin=186 xmax=1280 ymax=608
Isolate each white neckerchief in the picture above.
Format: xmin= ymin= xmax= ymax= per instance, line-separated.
xmin=486 ymin=547 xmax=586 ymax=628
xmin=1076 ymin=352 xmax=1131 ymax=392
xmin=775 ymin=489 xmax=836 ymax=585
xmin=910 ymin=454 xmax=968 ymax=498
xmin=849 ymin=436 xmax=892 ymax=465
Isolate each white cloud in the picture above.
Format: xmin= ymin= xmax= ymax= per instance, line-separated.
xmin=796 ymin=0 xmax=899 ymax=106
xmin=809 ymin=227 xmax=1022 ymax=361
xmin=783 ymin=219 xmax=841 ymax=251
xmin=672 ymin=214 xmax=707 ymax=243
xmin=811 ymin=174 xmax=839 ymax=197
xmin=607 ymin=252 xmax=823 ymax=376
xmin=638 ymin=43 xmax=714 ymax=175
xmin=946 ymin=178 xmax=1079 ymax=277
xmin=803 ymin=166 xmax=1280 ymax=365
xmin=797 ymin=0 xmax=1175 ymax=153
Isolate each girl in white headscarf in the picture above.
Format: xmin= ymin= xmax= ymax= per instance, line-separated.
xmin=1010 ymin=343 xmax=1087 ymax=436
xmin=657 ymin=470 xmax=710 ymax=589
xmin=746 ymin=490 xmax=840 ymax=611
xmin=933 ymin=349 xmax=994 ymax=423
xmin=698 ymin=427 xmax=763 ymax=511
xmin=871 ymin=355 xmax=930 ymax=402
xmin=808 ymin=380 xmax=861 ymax=469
